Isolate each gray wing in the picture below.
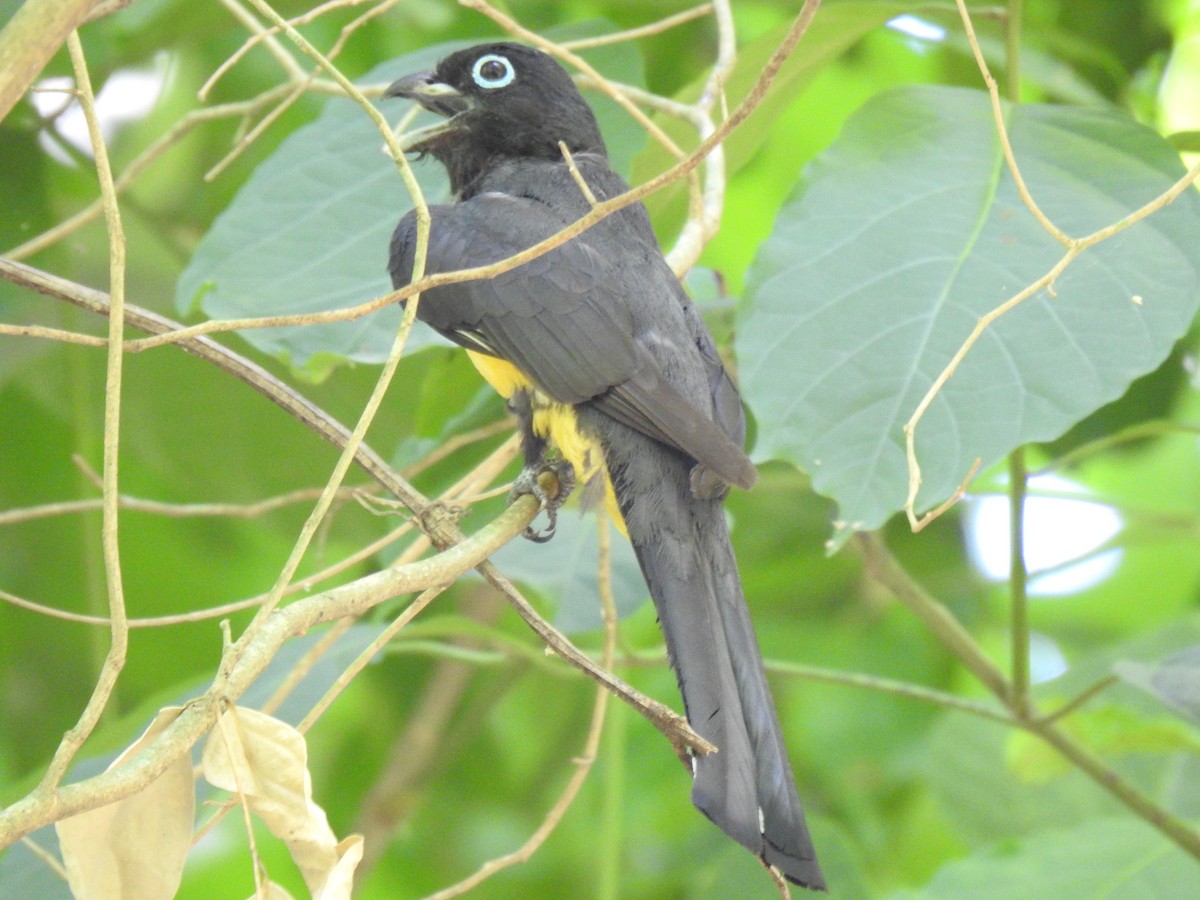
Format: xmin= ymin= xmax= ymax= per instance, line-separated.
xmin=389 ymin=193 xmax=755 ymax=489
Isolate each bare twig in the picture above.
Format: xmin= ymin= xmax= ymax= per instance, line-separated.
xmin=0 ymin=493 xmax=539 ymax=849
xmin=7 ymin=86 xmax=299 ymax=260
xmin=858 ymin=531 xmax=1200 ymax=861
xmin=0 ymin=323 xmax=106 ymax=346
xmin=125 ymin=0 xmax=822 ymax=354
xmin=1008 ymin=448 xmax=1031 ymax=717
xmin=0 ymin=0 xmax=826 ymax=861
xmin=0 ymin=485 xmax=361 ymax=528
xmin=560 ymin=4 xmax=713 ymax=50
xmin=668 ymin=0 xmax=738 ymax=272
xmin=2 ymin=257 xmax=680 ymax=750
xmin=106 ymin=0 xmax=429 ymax=711
xmin=902 ymin=1 xmax=1200 ymax=528
xmin=559 ymin=140 xmax=599 ymax=206
xmin=856 ymin=533 xmax=1010 ymax=698
xmin=0 ymin=0 xmax=95 ymax=123
xmin=36 ymin=31 xmax=131 ymax=795
xmin=0 ymin=256 xmax=428 ymax=514
xmin=421 ymin=514 xmax=619 ymax=900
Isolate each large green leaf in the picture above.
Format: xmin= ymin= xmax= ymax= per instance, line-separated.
xmin=1115 ymin=646 xmax=1200 ymax=726
xmin=632 ymin=1 xmax=908 ymax=229
xmin=886 ymin=817 xmax=1198 ymax=899
xmin=175 ymin=32 xmax=646 ymax=379
xmin=740 ymin=85 xmax=1200 ymax=542
xmin=174 ymin=43 xmax=453 ymax=379
xmin=490 ymin=508 xmax=646 ymax=634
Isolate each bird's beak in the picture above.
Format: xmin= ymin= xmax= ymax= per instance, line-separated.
xmin=384 ymin=72 xmax=472 ymax=151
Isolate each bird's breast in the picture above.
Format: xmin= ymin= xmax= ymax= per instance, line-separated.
xmin=465 ymin=349 xmax=623 ymax=532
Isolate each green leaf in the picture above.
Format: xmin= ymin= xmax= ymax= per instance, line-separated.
xmin=1115 ymin=646 xmax=1200 ymax=725
xmin=924 ymin=714 xmax=1118 ymax=843
xmin=886 ymin=817 xmax=1198 ymax=900
xmin=1006 ymin=707 xmax=1200 ymax=783
xmin=740 ymin=85 xmax=1200 ymax=543
xmin=490 ymin=510 xmax=646 ymax=634
xmin=174 ymin=43 xmax=455 ymax=379
xmin=632 ymin=1 xmax=907 ymax=229
xmin=175 ymin=31 xmax=645 ymax=380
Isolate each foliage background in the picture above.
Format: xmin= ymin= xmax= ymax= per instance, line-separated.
xmin=2 ymin=0 xmax=1200 ymax=897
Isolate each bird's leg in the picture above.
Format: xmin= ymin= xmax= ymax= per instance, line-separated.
xmin=508 ymin=390 xmax=575 ymax=542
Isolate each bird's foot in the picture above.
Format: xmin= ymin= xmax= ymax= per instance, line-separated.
xmin=510 ymin=458 xmax=576 ymax=542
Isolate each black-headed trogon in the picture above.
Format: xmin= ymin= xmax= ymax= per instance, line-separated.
xmin=386 ymin=43 xmax=824 ymax=890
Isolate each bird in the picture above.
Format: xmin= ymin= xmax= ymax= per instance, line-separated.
xmin=385 ymin=42 xmax=825 ymax=890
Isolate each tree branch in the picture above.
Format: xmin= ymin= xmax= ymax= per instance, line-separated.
xmin=0 ymin=0 xmax=96 ymax=124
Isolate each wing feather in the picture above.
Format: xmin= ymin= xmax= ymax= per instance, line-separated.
xmin=389 ymin=193 xmax=754 ymax=488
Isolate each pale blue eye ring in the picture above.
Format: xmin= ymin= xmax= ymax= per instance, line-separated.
xmin=472 ymin=54 xmax=515 ymax=89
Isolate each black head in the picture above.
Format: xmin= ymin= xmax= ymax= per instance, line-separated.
xmin=385 ymin=43 xmax=606 ymax=195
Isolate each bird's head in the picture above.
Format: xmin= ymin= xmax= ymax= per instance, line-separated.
xmin=385 ymin=43 xmax=606 ymax=195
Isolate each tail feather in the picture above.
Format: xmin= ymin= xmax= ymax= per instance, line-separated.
xmin=596 ymin=419 xmax=825 ymax=890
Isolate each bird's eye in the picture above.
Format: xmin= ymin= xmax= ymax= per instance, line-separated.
xmin=471 ymin=54 xmax=515 ymax=90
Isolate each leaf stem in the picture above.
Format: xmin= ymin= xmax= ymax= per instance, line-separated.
xmin=856 ymin=533 xmax=1010 ymax=698
xmin=1028 ymin=717 xmax=1200 ymax=858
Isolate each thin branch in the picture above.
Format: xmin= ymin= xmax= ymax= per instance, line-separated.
xmin=203 ymin=0 xmax=399 ymax=179
xmin=6 ymin=86 xmax=298 ymax=260
xmin=769 ymin=659 xmax=1014 ymax=725
xmin=215 ymin=0 xmax=430 ymax=669
xmin=125 ymin=0 xmax=822 ymax=354
xmin=84 ymin=0 xmax=138 ymax=23
xmin=1036 ymin=676 xmax=1117 ymax=726
xmin=668 ymin=0 xmax=738 ymax=272
xmin=858 ymin=532 xmax=1200 ymax=863
xmin=559 ymin=140 xmax=599 ymax=207
xmin=401 ymin=418 xmax=512 ymax=479
xmin=297 ymin=585 xmax=446 ymax=733
xmin=422 ymin=513 xmax=619 ymax=900
xmin=1028 ymin=718 xmax=1200 ymax=859
xmin=0 ymin=0 xmax=95 ymax=124
xmin=0 ymin=323 xmax=106 ymax=346
xmin=560 ymin=4 xmax=713 ymax=49
xmin=210 ymin=0 xmax=306 ymax=91
xmin=19 ymin=836 xmax=68 ymax=881
xmin=955 ymin=0 xmax=1068 ymax=244
xmin=0 ymin=493 xmax=540 ymax=849
xmin=0 ymin=485 xmax=360 ymax=527
xmin=855 ymin=532 xmax=1011 ymax=699
xmin=354 ymin=590 xmax=508 ymax=875
xmin=903 ymin=3 xmax=1200 ymax=527
xmin=37 ymin=31 xmax=131 ymax=795
xmin=0 ymin=257 xmax=429 ymax=515
xmin=461 ymin=0 xmax=688 ymax=163
xmin=903 ymin=254 xmax=1081 ymax=530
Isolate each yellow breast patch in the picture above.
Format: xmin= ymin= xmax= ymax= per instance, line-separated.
xmin=466 ymin=349 xmax=625 ymax=533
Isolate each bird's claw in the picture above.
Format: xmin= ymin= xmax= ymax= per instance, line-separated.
xmin=510 ymin=459 xmax=576 ymax=542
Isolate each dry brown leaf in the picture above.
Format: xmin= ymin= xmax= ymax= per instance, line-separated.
xmin=202 ymin=706 xmax=362 ymax=900
xmin=55 ymin=707 xmax=195 ymax=900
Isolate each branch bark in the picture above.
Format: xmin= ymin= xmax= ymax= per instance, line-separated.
xmin=0 ymin=0 xmax=97 ymax=124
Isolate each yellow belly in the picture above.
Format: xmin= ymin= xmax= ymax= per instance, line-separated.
xmin=466 ymin=350 xmax=625 ymax=534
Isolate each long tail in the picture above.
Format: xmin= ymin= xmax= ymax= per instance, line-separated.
xmin=598 ymin=423 xmax=825 ymax=890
